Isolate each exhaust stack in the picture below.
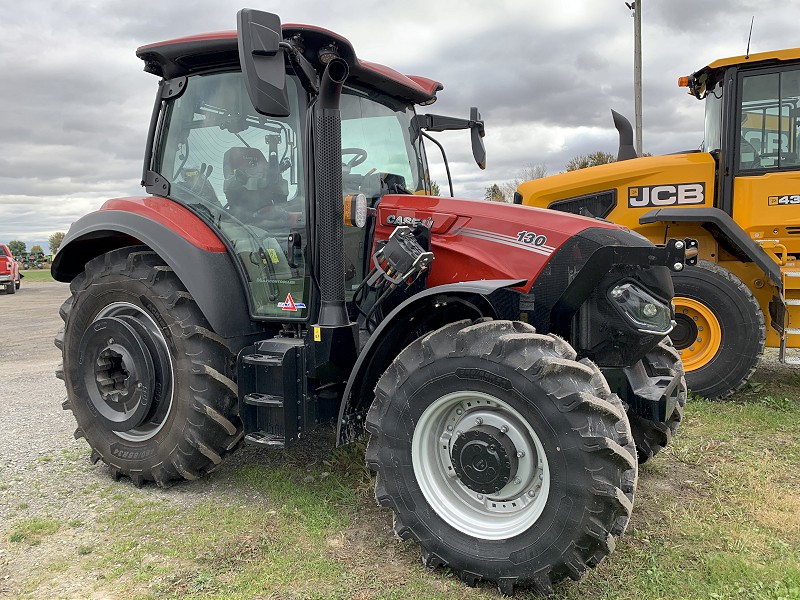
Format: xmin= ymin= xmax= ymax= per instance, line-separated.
xmin=612 ymin=110 xmax=639 ymax=161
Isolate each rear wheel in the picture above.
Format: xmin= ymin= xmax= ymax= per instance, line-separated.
xmin=670 ymin=261 xmax=764 ymax=400
xmin=626 ymin=338 xmax=687 ymax=463
xmin=366 ymin=320 xmax=637 ymax=595
xmin=7 ymin=280 xmax=15 ymax=294
xmin=56 ymin=247 xmax=243 ymax=486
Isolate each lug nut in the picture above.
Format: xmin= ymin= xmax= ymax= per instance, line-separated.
xmin=475 ymin=417 xmax=483 ymax=426
xmin=528 ymin=490 xmax=536 ymax=498
xmin=514 ymin=478 xmax=521 ymax=485
xmin=447 ymin=425 xmax=453 ymax=432
xmin=517 ymin=451 xmax=525 ymax=458
xmin=477 ymin=494 xmax=483 ymax=500
xmin=456 ymin=408 xmax=463 ymax=415
xmin=675 ymin=240 xmax=684 ymax=250
xmin=108 ymin=338 xmax=115 ymax=345
xmin=673 ymin=262 xmax=684 ymax=271
xmin=500 ymin=425 xmax=509 ymax=434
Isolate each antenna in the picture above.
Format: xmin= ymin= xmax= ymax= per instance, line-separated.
xmin=745 ymin=16 xmax=754 ymax=58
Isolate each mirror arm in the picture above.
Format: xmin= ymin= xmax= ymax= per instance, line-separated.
xmin=421 ymin=131 xmax=454 ymax=198
xmin=280 ymin=41 xmax=320 ymax=94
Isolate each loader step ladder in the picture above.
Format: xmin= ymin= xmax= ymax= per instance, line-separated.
xmin=779 ymin=268 xmax=800 ymax=365
xmin=238 ymin=339 xmax=305 ymax=448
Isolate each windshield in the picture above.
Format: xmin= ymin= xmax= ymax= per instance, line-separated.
xmin=704 ymin=78 xmax=723 ymax=152
xmin=155 ymin=72 xmax=309 ymax=319
xmin=340 ymin=89 xmax=429 ymax=195
xmin=338 ymin=89 xmax=430 ymax=297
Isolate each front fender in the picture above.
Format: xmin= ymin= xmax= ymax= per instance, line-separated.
xmin=52 ymin=198 xmax=262 ymax=340
xmin=335 ymin=279 xmax=525 ymax=446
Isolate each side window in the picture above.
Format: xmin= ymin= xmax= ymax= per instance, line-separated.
xmin=739 ymin=69 xmax=800 ymax=171
xmin=157 ymin=72 xmax=310 ymax=319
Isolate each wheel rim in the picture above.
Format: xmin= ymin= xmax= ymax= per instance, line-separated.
xmin=80 ymin=302 xmax=174 ymax=442
xmin=671 ymin=296 xmax=722 ymax=370
xmin=411 ymin=391 xmax=550 ymax=540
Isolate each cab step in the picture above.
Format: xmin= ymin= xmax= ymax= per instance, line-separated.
xmin=238 ymin=337 xmax=305 ymax=449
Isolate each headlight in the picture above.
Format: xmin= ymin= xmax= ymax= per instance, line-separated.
xmin=608 ymin=282 xmax=673 ymax=334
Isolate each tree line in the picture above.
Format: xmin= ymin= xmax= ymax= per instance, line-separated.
xmin=484 ymin=151 xmax=617 ymax=203
xmin=6 ymin=232 xmax=66 ymax=257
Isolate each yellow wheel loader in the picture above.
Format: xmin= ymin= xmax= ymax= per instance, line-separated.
xmin=517 ymin=48 xmax=800 ymax=400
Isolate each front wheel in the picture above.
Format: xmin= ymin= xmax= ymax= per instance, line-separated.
xmin=670 ymin=261 xmax=764 ymax=400
xmin=56 ymin=247 xmax=243 ymax=486
xmin=366 ymin=320 xmax=637 ymax=595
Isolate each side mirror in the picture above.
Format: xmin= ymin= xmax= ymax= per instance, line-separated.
xmin=236 ymin=9 xmax=290 ymax=117
xmin=470 ymin=107 xmax=486 ymax=170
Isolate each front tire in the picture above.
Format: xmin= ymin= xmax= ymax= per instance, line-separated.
xmin=670 ymin=260 xmax=764 ymax=400
xmin=366 ymin=320 xmax=637 ymax=595
xmin=56 ymin=247 xmax=243 ymax=486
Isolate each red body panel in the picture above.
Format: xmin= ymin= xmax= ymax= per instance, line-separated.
xmin=100 ymin=197 xmax=226 ymax=253
xmin=375 ymin=196 xmax=619 ymax=292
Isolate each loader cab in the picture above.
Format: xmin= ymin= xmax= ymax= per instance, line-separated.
xmin=688 ymin=50 xmax=800 ymax=229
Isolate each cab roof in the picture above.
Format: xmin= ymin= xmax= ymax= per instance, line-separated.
xmin=136 ymin=25 xmax=442 ymax=105
xmin=704 ymin=47 xmax=800 ymax=71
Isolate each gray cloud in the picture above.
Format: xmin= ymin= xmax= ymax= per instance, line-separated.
xmin=1 ymin=0 xmax=799 ymax=247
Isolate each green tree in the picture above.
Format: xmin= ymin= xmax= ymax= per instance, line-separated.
xmin=49 ymin=232 xmax=65 ymax=254
xmin=31 ymin=244 xmax=44 ymax=254
xmin=430 ymin=181 xmax=441 ymax=196
xmin=8 ymin=240 xmax=25 ymax=256
xmin=565 ymin=151 xmax=616 ymax=171
xmin=484 ymin=183 xmax=505 ymax=202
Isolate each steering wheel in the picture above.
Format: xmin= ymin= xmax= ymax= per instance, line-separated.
xmin=342 ymin=147 xmax=368 ymax=172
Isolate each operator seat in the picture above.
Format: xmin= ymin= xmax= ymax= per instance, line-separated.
xmin=223 ymin=147 xmax=289 ymax=220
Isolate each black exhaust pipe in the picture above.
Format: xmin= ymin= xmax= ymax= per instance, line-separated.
xmin=612 ymin=109 xmax=638 ymax=161
xmin=315 ymin=57 xmax=350 ymax=327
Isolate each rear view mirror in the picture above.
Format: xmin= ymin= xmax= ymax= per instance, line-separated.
xmin=237 ymin=9 xmax=290 ymax=117
xmin=470 ymin=107 xmax=486 ymax=170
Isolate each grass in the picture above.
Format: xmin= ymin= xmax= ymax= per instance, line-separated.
xmin=4 ymin=372 xmax=800 ymax=599
xmin=20 ymin=269 xmax=54 ymax=282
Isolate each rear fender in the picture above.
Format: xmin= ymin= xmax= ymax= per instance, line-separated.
xmin=335 ymin=279 xmax=524 ymax=446
xmin=52 ymin=202 xmax=262 ymax=339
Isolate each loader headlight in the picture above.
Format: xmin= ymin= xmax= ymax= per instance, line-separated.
xmin=608 ymin=282 xmax=673 ymax=335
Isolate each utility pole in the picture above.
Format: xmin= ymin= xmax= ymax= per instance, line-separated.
xmin=632 ymin=1 xmax=643 ymax=155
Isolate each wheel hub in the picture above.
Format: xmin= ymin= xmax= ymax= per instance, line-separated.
xmin=451 ymin=425 xmax=519 ymax=494
xmin=79 ymin=316 xmax=157 ymax=432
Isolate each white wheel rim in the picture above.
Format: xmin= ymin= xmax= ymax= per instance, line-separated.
xmin=411 ymin=390 xmax=550 ymax=540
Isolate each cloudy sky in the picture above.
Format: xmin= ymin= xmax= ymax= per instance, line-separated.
xmin=1 ymin=0 xmax=797 ymax=250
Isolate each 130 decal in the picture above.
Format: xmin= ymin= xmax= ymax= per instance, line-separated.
xmin=516 ymin=231 xmax=548 ymax=246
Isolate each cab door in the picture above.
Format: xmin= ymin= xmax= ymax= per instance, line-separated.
xmin=731 ymin=65 xmax=800 ymax=246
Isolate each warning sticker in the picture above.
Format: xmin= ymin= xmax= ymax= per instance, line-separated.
xmin=278 ymin=293 xmax=306 ymax=311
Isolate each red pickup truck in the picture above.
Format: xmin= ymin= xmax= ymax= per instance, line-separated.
xmin=0 ymin=244 xmax=21 ymax=294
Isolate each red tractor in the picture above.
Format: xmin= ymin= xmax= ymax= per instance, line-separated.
xmin=53 ymin=10 xmax=690 ymax=594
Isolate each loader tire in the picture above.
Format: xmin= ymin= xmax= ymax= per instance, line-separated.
xmin=366 ymin=319 xmax=638 ymax=596
xmin=670 ymin=260 xmax=764 ymax=400
xmin=55 ymin=246 xmax=243 ymax=487
xmin=626 ymin=338 xmax=687 ymax=463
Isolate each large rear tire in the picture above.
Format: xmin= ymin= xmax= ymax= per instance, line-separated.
xmin=55 ymin=247 xmax=243 ymax=486
xmin=366 ymin=320 xmax=637 ymax=595
xmin=670 ymin=261 xmax=764 ymax=400
xmin=626 ymin=338 xmax=687 ymax=463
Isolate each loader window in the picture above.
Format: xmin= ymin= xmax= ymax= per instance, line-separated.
xmin=156 ymin=71 xmax=311 ymax=320
xmin=738 ymin=69 xmax=800 ymax=172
